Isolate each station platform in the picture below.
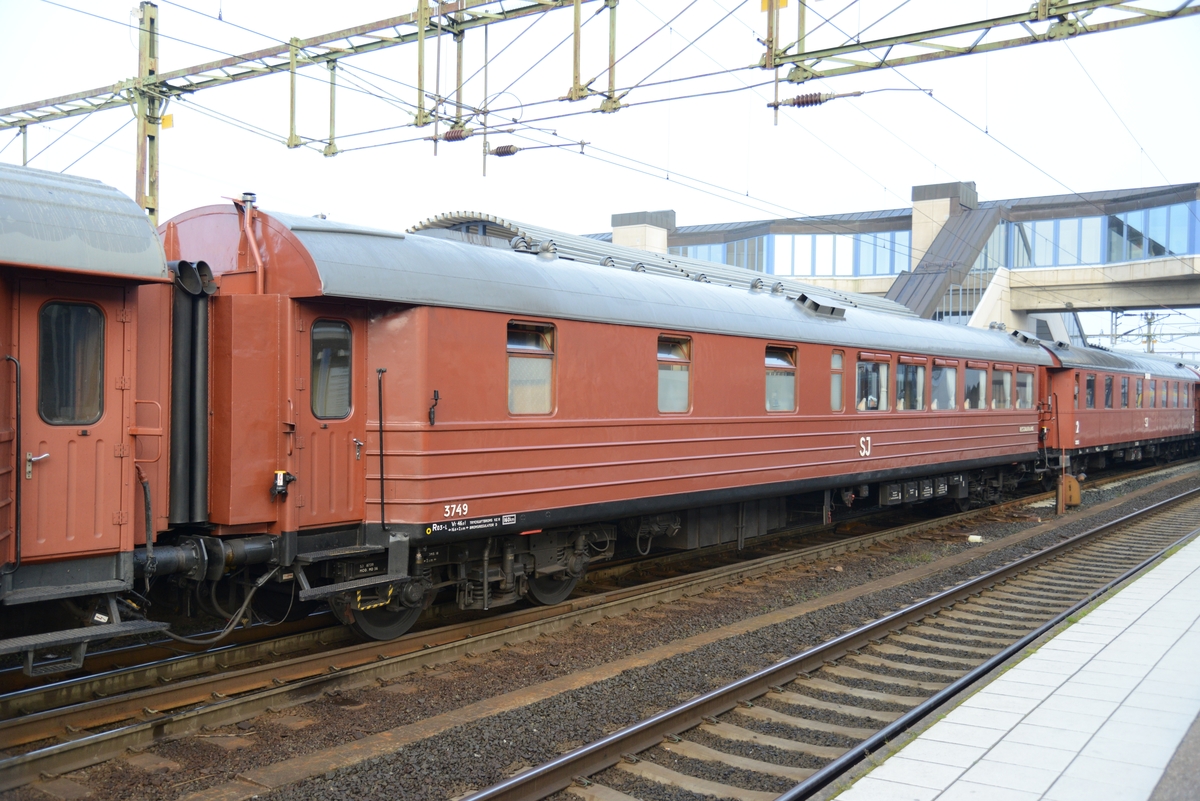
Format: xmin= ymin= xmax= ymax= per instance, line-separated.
xmin=834 ymin=533 xmax=1200 ymax=801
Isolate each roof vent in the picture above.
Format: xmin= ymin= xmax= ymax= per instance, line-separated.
xmin=1054 ymin=340 xmax=1071 ymax=350
xmin=771 ymin=282 xmax=785 ymax=295
xmin=536 ymin=239 xmax=557 ymax=260
xmin=750 ymin=278 xmax=765 ymax=291
xmin=510 ymin=235 xmax=531 ymax=252
xmin=1009 ymin=329 xmax=1039 ymax=346
xmin=797 ymin=292 xmax=847 ymax=318
xmin=693 ymin=273 xmax=710 ymax=283
xmin=988 ymin=321 xmax=1007 ymax=331
xmin=632 ymin=263 xmax=646 ymax=272
xmin=600 ymin=256 xmax=616 ymax=267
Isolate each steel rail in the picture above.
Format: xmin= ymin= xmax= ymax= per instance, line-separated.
xmin=460 ymin=485 xmax=1200 ymax=801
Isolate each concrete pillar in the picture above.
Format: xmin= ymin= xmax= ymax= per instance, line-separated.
xmin=910 ymin=181 xmax=978 ymax=268
xmin=612 ymin=210 xmax=676 ymax=254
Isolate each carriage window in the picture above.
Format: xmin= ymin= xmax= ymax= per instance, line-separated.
xmin=964 ymin=368 xmax=987 ymax=410
xmin=1163 ymin=381 xmax=1170 ymax=408
xmin=765 ymin=347 xmax=796 ymax=412
xmin=896 ymin=364 xmax=925 ymax=411
xmin=856 ymin=361 xmax=889 ymax=411
xmin=1121 ymin=377 xmax=1129 ymax=408
xmin=1184 ymin=385 xmax=1190 ymax=408
xmin=1172 ymin=382 xmax=1179 ymax=407
xmin=39 ymin=302 xmax=104 ymax=425
xmin=1147 ymin=380 xmax=1156 ymax=409
xmin=1104 ymin=376 xmax=1113 ymax=409
xmin=1136 ymin=379 xmax=1143 ymax=408
xmin=931 ymin=366 xmax=957 ymax=410
xmin=992 ymin=369 xmax=1013 ymax=410
xmin=830 ymin=351 xmax=844 ymax=411
xmin=1085 ymin=374 xmax=1096 ymax=409
xmin=508 ymin=322 xmax=555 ymax=414
xmin=1074 ymin=374 xmax=1080 ymax=409
xmin=1016 ymin=372 xmax=1034 ymax=409
xmin=657 ymin=336 xmax=690 ymax=413
xmin=311 ymin=320 xmax=352 ymax=419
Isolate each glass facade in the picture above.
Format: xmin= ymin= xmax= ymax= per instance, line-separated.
xmin=670 ymin=230 xmax=912 ymax=277
xmin=1010 ymin=201 xmax=1197 ymax=268
xmin=666 ymin=199 xmax=1196 ymax=280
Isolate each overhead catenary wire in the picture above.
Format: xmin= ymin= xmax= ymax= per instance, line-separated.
xmin=59 ymin=117 xmax=134 ymax=172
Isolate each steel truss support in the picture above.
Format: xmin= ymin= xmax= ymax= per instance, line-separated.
xmin=770 ymin=0 xmax=1200 ymax=83
xmin=565 ymin=0 xmax=588 ymax=100
xmin=599 ymin=0 xmax=620 ymax=112
xmin=135 ymin=1 xmax=161 ymax=224
xmin=0 ymin=0 xmax=588 ymax=204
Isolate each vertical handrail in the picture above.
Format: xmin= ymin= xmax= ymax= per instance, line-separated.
xmin=376 ymin=367 xmax=388 ymax=532
xmin=2 ymin=355 xmax=19 ymax=576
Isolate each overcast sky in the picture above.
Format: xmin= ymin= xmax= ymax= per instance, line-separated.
xmin=3 ymin=0 xmax=1198 ymax=350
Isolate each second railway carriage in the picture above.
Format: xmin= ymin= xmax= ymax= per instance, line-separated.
xmin=1039 ymin=344 xmax=1196 ymax=471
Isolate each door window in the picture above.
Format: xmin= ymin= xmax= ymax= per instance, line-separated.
xmin=39 ymin=302 xmax=104 ymax=425
xmin=311 ymin=320 xmax=352 ymax=419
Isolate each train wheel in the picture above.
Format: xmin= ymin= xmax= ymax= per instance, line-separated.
xmin=349 ymin=603 xmax=424 ymax=641
xmin=526 ymin=574 xmax=578 ymax=605
xmin=954 ymin=496 xmax=971 ymax=513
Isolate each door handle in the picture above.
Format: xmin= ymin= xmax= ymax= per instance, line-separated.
xmin=352 ymin=438 xmax=364 ymax=460
xmin=25 ymin=452 xmax=48 ymax=480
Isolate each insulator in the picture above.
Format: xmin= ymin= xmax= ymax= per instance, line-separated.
xmin=443 ymin=128 xmax=471 ymax=142
xmin=492 ymin=145 xmax=520 ymax=157
xmin=791 ymin=92 xmax=824 ymax=107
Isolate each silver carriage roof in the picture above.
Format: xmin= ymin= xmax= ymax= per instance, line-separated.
xmin=0 ymin=163 xmax=167 ymax=281
xmin=408 ymin=210 xmax=918 ymax=318
xmin=273 ymin=211 xmax=1052 ymax=365
xmin=1045 ymin=341 xmax=1197 ymax=379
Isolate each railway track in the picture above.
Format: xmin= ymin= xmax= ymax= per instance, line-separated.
xmin=0 ymin=462 xmax=1190 ymax=793
xmin=459 ymin=485 xmax=1200 ymax=801
xmin=5 ymin=459 xmax=1179 ymax=712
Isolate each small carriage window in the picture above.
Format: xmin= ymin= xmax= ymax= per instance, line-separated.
xmin=1016 ymin=372 xmax=1034 ymax=409
xmin=992 ymin=369 xmax=1013 ymax=410
xmin=1136 ymin=379 xmax=1143 ymax=408
xmin=508 ymin=323 xmax=555 ymax=415
xmin=1121 ymin=377 xmax=1129 ymax=408
xmin=39 ymin=302 xmax=104 ymax=425
xmin=1074 ymin=374 xmax=1080 ymax=409
xmin=657 ymin=336 xmax=690 ymax=413
xmin=855 ymin=361 xmax=889 ymax=411
xmin=1184 ymin=385 xmax=1190 ymax=408
xmin=1163 ymin=382 xmax=1170 ymax=408
xmin=1085 ymin=374 xmax=1096 ymax=409
xmin=1104 ymin=376 xmax=1113 ymax=409
xmin=765 ymin=347 xmax=796 ymax=412
xmin=896 ymin=364 xmax=925 ymax=411
xmin=830 ymin=351 xmax=844 ymax=411
xmin=1172 ymin=382 xmax=1179 ymax=408
xmin=311 ymin=320 xmax=352 ymax=419
xmin=931 ymin=366 xmax=957 ymax=410
xmin=1147 ymin=380 xmax=1156 ymax=409
xmin=964 ymin=368 xmax=987 ymax=410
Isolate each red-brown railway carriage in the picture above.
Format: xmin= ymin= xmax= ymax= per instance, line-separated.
xmin=1 ymin=167 xmax=1198 ymax=670
xmin=1039 ymin=344 xmax=1196 ymax=472
xmin=0 ymin=165 xmax=174 ymax=668
xmin=148 ymin=199 xmax=1067 ymax=642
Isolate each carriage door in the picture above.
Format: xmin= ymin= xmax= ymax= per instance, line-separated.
xmin=18 ymin=281 xmax=129 ymax=559
xmin=296 ymin=306 xmax=366 ymax=529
